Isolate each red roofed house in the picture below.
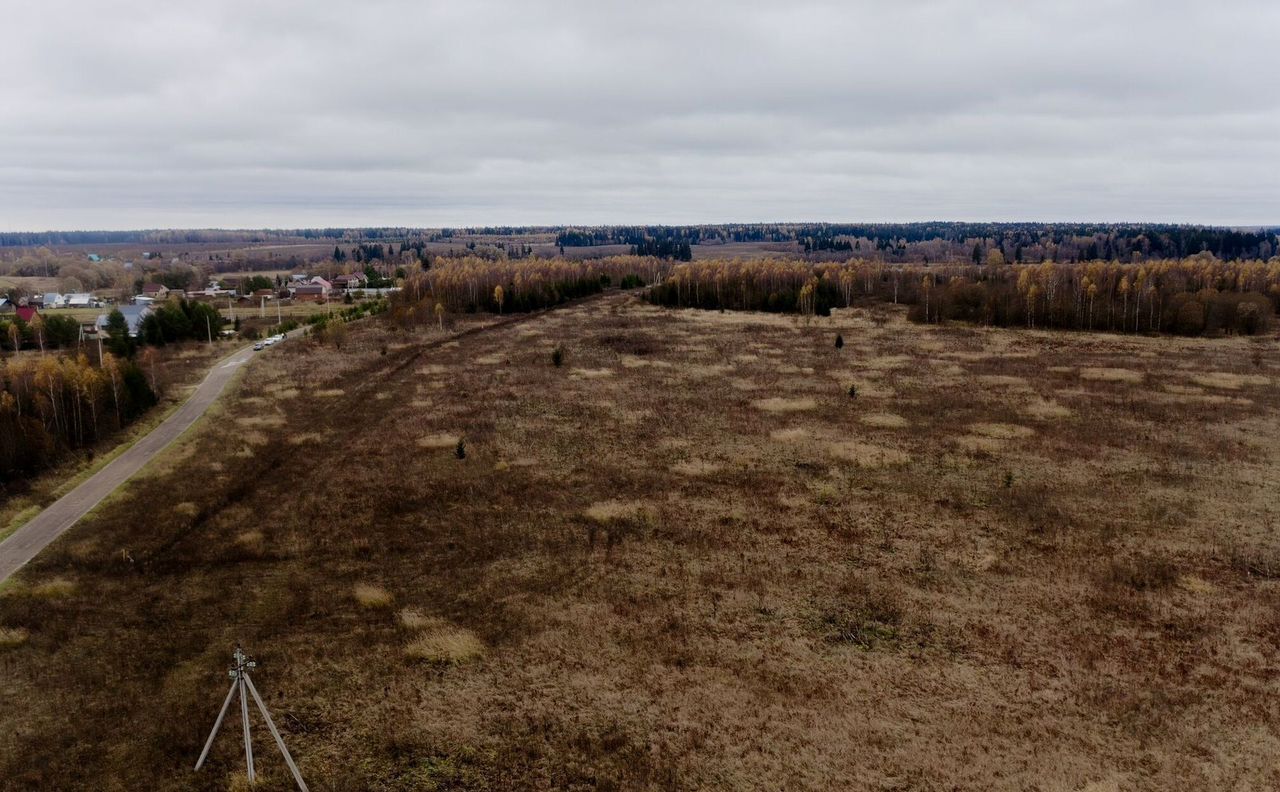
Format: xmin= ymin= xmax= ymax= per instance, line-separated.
xmin=15 ymin=304 xmax=38 ymax=323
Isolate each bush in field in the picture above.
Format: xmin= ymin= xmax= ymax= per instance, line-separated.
xmin=551 ymin=346 xmax=564 ymax=367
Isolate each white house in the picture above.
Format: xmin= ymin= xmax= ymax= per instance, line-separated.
xmin=42 ymin=292 xmax=66 ymax=309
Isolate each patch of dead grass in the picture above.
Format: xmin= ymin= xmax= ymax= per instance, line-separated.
xmin=1080 ymin=367 xmax=1144 ymax=383
xmin=404 ymin=623 xmax=484 ymax=665
xmin=1022 ymin=399 xmax=1073 ymax=420
xmin=353 ymin=584 xmax=393 ymax=608
xmin=584 ymin=500 xmax=648 ymax=522
xmin=1188 ymin=372 xmax=1270 ymax=390
xmin=670 ymin=460 xmax=721 ymax=476
xmin=860 ymin=412 xmax=909 ymax=429
xmin=31 ymin=577 xmax=77 ymax=599
xmin=770 ymin=427 xmax=810 ymax=442
xmin=417 ymin=432 xmax=460 ymax=449
xmin=829 ymin=441 xmax=910 ymax=467
xmin=0 ymin=627 xmax=29 ymax=648
xmin=752 ymin=397 xmax=817 ymax=412
xmin=968 ymin=422 xmax=1035 ymax=439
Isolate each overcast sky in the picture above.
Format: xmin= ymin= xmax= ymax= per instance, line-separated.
xmin=2 ymin=0 xmax=1277 ymax=230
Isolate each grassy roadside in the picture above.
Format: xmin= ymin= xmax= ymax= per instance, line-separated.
xmin=79 ymin=362 xmax=251 ymax=525
xmin=0 ymin=342 xmax=253 ymax=544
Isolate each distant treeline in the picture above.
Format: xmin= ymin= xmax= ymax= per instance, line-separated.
xmin=556 ymin=223 xmax=1279 ymax=263
xmin=648 ymin=256 xmax=1279 ymax=336
xmin=0 ymin=227 xmax=434 ymax=247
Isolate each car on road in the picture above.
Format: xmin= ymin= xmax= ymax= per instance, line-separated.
xmin=253 ymin=342 xmax=264 ymax=351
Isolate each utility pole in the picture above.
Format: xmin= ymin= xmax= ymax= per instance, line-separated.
xmin=206 ymin=313 xmax=213 ymax=346
xmin=196 ymin=647 xmax=309 ymax=791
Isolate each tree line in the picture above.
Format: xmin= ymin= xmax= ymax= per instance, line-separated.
xmin=387 ymin=256 xmax=668 ymax=326
xmin=646 ymin=255 xmax=1279 ymax=336
xmin=0 ymin=353 xmax=156 ymax=484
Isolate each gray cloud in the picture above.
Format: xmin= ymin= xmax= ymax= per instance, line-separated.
xmin=2 ymin=0 xmax=1277 ymax=229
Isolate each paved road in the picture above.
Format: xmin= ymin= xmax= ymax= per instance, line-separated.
xmin=0 ymin=343 xmax=265 ymax=584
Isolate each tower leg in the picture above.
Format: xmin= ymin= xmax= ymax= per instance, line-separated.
xmin=240 ymin=675 xmax=255 ymax=782
xmin=246 ymin=675 xmax=309 ymax=792
xmin=195 ymin=679 xmax=239 ymax=771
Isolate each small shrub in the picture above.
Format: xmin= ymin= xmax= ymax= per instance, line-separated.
xmin=551 ymin=346 xmax=564 ymax=367
xmin=1109 ymin=554 xmax=1179 ymax=591
xmin=847 ymin=384 xmax=857 ymax=399
xmin=455 ymin=438 xmax=467 ymax=460
xmin=819 ymin=581 xmax=905 ymax=650
xmin=835 ymin=334 xmax=844 ymax=349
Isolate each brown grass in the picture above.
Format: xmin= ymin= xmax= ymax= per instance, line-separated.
xmin=1080 ymin=366 xmax=1145 ymax=383
xmin=353 ymin=583 xmax=393 ymax=608
xmin=1 ymin=292 xmax=1278 ymax=790
xmin=404 ymin=623 xmax=485 ymax=665
xmin=751 ymin=396 xmax=817 ymax=412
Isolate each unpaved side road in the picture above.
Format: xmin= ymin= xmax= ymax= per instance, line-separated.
xmin=0 ymin=344 xmax=261 ymax=584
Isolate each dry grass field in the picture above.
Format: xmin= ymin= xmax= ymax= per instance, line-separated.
xmin=1 ymin=292 xmax=1278 ymax=790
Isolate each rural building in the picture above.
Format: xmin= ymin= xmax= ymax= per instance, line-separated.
xmin=95 ymin=305 xmax=152 ymax=338
xmin=15 ymin=304 xmax=39 ymax=323
xmin=141 ymin=283 xmax=170 ymax=299
xmin=292 ymin=284 xmax=327 ymax=303
xmin=66 ymin=293 xmax=95 ymax=308
xmin=41 ymin=293 xmax=67 ymax=308
xmin=333 ymin=272 xmax=368 ymax=290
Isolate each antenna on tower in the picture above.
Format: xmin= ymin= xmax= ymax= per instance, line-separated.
xmin=195 ymin=646 xmax=309 ymax=791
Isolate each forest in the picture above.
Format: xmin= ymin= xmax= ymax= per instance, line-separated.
xmin=388 ymin=256 xmax=668 ymax=323
xmin=646 ymin=255 xmax=1279 ymax=336
xmin=0 ymin=353 xmax=155 ymax=485
xmin=557 ymin=222 xmax=1279 ymax=262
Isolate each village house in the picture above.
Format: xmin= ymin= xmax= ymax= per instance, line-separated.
xmin=95 ymin=305 xmax=152 ymax=338
xmin=292 ymin=284 xmax=327 ymax=303
xmin=141 ymin=283 xmax=170 ymax=300
xmin=333 ymin=272 xmax=368 ymax=291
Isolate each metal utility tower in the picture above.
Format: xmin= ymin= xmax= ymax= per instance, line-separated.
xmin=195 ymin=647 xmax=309 ymax=790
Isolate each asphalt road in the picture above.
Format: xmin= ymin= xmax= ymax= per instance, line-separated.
xmin=0 ymin=342 xmax=265 ymax=584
